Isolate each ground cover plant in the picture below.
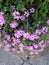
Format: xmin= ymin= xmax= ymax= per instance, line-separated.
xmin=0 ymin=0 xmax=49 ymax=56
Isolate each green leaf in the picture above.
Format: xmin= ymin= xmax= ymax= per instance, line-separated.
xmin=17 ymin=2 xmax=26 ymax=11
xmin=25 ymin=49 xmax=30 ymax=54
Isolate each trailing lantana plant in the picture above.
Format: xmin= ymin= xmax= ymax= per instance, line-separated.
xmin=0 ymin=0 xmax=49 ymax=56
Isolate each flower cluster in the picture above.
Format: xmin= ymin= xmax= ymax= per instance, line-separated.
xmin=0 ymin=25 xmax=48 ymax=55
xmin=9 ymin=21 xmax=19 ymax=28
xmin=0 ymin=9 xmax=49 ymax=56
xmin=12 ymin=8 xmax=35 ymax=21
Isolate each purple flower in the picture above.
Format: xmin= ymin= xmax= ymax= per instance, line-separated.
xmin=46 ymin=20 xmax=49 ymax=25
xmin=14 ymin=30 xmax=25 ymax=38
xmin=0 ymin=15 xmax=6 ymax=26
xmin=30 ymin=8 xmax=35 ymax=13
xmin=23 ymin=32 xmax=30 ymax=39
xmin=0 ymin=44 xmax=2 ymax=48
xmin=30 ymin=51 xmax=34 ymax=55
xmin=33 ymin=50 xmax=39 ymax=55
xmin=5 ymin=44 xmax=11 ymax=51
xmin=38 ymin=47 xmax=44 ymax=52
xmin=28 ymin=46 xmax=33 ymax=51
xmin=14 ymin=33 xmax=21 ymax=38
xmin=33 ymin=44 xmax=38 ymax=48
xmin=12 ymin=11 xmax=20 ymax=20
xmin=10 ymin=5 xmax=15 ymax=9
xmin=41 ymin=27 xmax=48 ymax=34
xmin=24 ymin=11 xmax=30 ymax=17
xmin=5 ymin=34 xmax=10 ymax=41
xmin=12 ymin=48 xmax=16 ymax=51
xmin=0 ymin=12 xmax=4 ymax=15
xmin=10 ymin=22 xmax=19 ymax=28
xmin=3 ymin=40 xmax=8 ymax=44
xmin=29 ymin=33 xmax=39 ymax=40
xmin=19 ymin=43 xmax=24 ymax=53
xmin=35 ymin=29 xmax=41 ymax=35
xmin=29 ymin=34 xmax=35 ymax=40
xmin=20 ymin=15 xmax=25 ymax=21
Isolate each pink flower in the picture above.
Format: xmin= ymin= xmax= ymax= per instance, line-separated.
xmin=29 ymin=34 xmax=35 ymax=40
xmin=20 ymin=15 xmax=25 ymax=21
xmin=46 ymin=20 xmax=49 ymax=25
xmin=10 ymin=22 xmax=18 ymax=28
xmin=14 ymin=32 xmax=22 ymax=38
xmin=16 ymin=39 xmax=21 ymax=43
xmin=30 ymin=51 xmax=34 ymax=55
xmin=5 ymin=34 xmax=10 ymax=40
xmin=23 ymin=32 xmax=30 ymax=39
xmin=13 ymin=37 xmax=21 ymax=43
xmin=38 ymin=47 xmax=44 ymax=52
xmin=29 ymin=33 xmax=39 ymax=40
xmin=0 ymin=12 xmax=4 ymax=15
xmin=10 ymin=5 xmax=15 ymax=9
xmin=14 ymin=30 xmax=25 ymax=38
xmin=30 ymin=8 xmax=35 ymax=13
xmin=24 ymin=11 xmax=30 ymax=17
xmin=5 ymin=44 xmax=11 ymax=51
xmin=28 ymin=46 xmax=33 ymax=51
xmin=3 ymin=40 xmax=8 ymax=44
xmin=17 ymin=30 xmax=25 ymax=35
xmin=47 ymin=40 xmax=49 ymax=44
xmin=19 ymin=43 xmax=24 ymax=53
xmin=12 ymin=11 xmax=20 ymax=20
xmin=19 ymin=43 xmax=24 ymax=47
xmin=0 ymin=44 xmax=2 ymax=48
xmin=0 ymin=15 xmax=6 ymax=26
xmin=38 ymin=40 xmax=46 ymax=48
xmin=5 ymin=47 xmax=10 ymax=51
xmin=12 ymin=37 xmax=17 ymax=43
xmin=33 ymin=50 xmax=39 ymax=55
xmin=11 ymin=42 xmax=16 ymax=46
xmin=41 ymin=27 xmax=48 ymax=34
xmin=35 ymin=29 xmax=41 ymax=35
xmin=33 ymin=44 xmax=38 ymax=48
xmin=6 ymin=44 xmax=11 ymax=48
xmin=12 ymin=48 xmax=16 ymax=51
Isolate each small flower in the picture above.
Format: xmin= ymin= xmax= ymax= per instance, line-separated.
xmin=33 ymin=44 xmax=38 ymax=48
xmin=0 ymin=14 xmax=6 ymax=26
xmin=35 ymin=29 xmax=41 ymax=35
xmin=3 ymin=40 xmax=8 ymax=44
xmin=5 ymin=34 xmax=10 ymax=41
xmin=10 ymin=22 xmax=18 ymax=28
xmin=23 ymin=32 xmax=30 ymax=39
xmin=10 ymin=5 xmax=15 ymax=9
xmin=0 ymin=12 xmax=4 ymax=15
xmin=19 ymin=43 xmax=24 ymax=53
xmin=24 ymin=11 xmax=30 ymax=17
xmin=30 ymin=8 xmax=35 ymax=13
xmin=30 ymin=51 xmax=33 ymax=55
xmin=33 ymin=50 xmax=39 ymax=55
xmin=12 ymin=11 xmax=20 ymax=20
xmin=20 ymin=15 xmax=25 ymax=21
xmin=12 ymin=48 xmax=16 ymax=51
xmin=14 ymin=32 xmax=22 ymax=38
xmin=28 ymin=46 xmax=33 ymax=51
xmin=41 ymin=27 xmax=48 ymax=34
xmin=5 ymin=47 xmax=10 ymax=51
xmin=38 ymin=47 xmax=44 ymax=52
xmin=46 ymin=20 xmax=49 ymax=25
